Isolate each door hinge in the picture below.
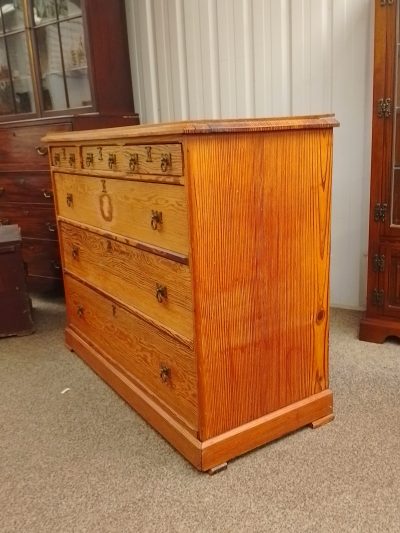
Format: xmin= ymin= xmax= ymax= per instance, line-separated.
xmin=373 ymin=254 xmax=385 ymax=272
xmin=374 ymin=202 xmax=388 ymax=222
xmin=380 ymin=0 xmax=394 ymax=5
xmin=377 ymin=98 xmax=392 ymax=118
xmin=372 ymin=288 xmax=385 ymax=307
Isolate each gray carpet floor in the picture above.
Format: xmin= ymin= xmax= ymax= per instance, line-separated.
xmin=1 ymin=297 xmax=399 ymax=533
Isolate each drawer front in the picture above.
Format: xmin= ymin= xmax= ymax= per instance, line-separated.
xmin=60 ymin=222 xmax=193 ymax=341
xmin=0 ymin=123 xmax=72 ymax=170
xmin=0 ymin=173 xmax=53 ymax=204
xmin=22 ymin=239 xmax=62 ymax=279
xmin=54 ymin=173 xmax=189 ymax=255
xmin=82 ymin=143 xmax=183 ymax=176
xmin=0 ymin=205 xmax=57 ymax=239
xmin=65 ymin=274 xmax=198 ymax=428
xmin=50 ymin=146 xmax=80 ymax=170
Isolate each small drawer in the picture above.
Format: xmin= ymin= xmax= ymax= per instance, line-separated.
xmin=65 ymin=274 xmax=198 ymax=429
xmin=51 ymin=146 xmax=80 ymax=170
xmin=0 ymin=173 xmax=53 ymax=204
xmin=54 ymin=173 xmax=189 ymax=255
xmin=82 ymin=145 xmax=122 ymax=172
xmin=60 ymin=222 xmax=193 ymax=341
xmin=22 ymin=239 xmax=62 ymax=279
xmin=121 ymin=144 xmax=183 ymax=176
xmin=0 ymin=205 xmax=57 ymax=239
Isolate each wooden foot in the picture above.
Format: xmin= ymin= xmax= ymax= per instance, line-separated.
xmin=208 ymin=462 xmax=227 ymax=475
xmin=359 ymin=316 xmax=400 ymax=343
xmin=310 ymin=413 xmax=335 ymax=429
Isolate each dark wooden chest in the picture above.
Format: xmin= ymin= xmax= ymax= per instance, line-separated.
xmin=0 ymin=225 xmax=34 ymax=337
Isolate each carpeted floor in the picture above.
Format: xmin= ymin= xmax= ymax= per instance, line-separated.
xmin=1 ymin=296 xmax=399 ymax=533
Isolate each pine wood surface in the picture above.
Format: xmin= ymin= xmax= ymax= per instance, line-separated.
xmin=64 ymin=274 xmax=198 ymax=429
xmin=187 ymin=130 xmax=332 ymax=439
xmin=60 ymin=221 xmax=193 ymax=340
xmin=53 ymin=172 xmax=189 ymax=255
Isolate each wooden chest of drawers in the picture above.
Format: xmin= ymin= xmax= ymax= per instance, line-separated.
xmin=44 ymin=116 xmax=338 ymax=471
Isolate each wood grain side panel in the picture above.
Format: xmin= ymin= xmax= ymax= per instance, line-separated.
xmin=187 ymin=130 xmax=332 ymax=439
xmin=64 ymin=274 xmax=198 ymax=429
xmin=201 ymin=390 xmax=333 ymax=471
xmin=65 ymin=328 xmax=202 ymax=469
xmin=53 ymin=173 xmax=189 ymax=255
xmin=60 ymin=222 xmax=193 ymax=340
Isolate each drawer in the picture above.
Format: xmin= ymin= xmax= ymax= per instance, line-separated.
xmin=54 ymin=173 xmax=189 ymax=255
xmin=82 ymin=143 xmax=183 ymax=176
xmin=22 ymin=239 xmax=62 ymax=279
xmin=50 ymin=146 xmax=80 ymax=170
xmin=60 ymin=222 xmax=193 ymax=341
xmin=0 ymin=173 xmax=53 ymax=203
xmin=65 ymin=274 xmax=197 ymax=429
xmin=0 ymin=205 xmax=57 ymax=239
xmin=0 ymin=122 xmax=72 ymax=170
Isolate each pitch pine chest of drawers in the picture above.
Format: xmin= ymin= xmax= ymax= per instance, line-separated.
xmin=44 ymin=116 xmax=338 ymax=472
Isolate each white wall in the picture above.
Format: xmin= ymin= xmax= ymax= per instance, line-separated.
xmin=125 ymin=0 xmax=374 ymax=310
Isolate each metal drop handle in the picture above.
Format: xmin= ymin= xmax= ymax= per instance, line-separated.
xmin=151 ymin=210 xmax=163 ymax=230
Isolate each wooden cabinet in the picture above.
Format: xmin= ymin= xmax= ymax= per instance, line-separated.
xmin=44 ymin=115 xmax=338 ymax=471
xmin=0 ymin=0 xmax=139 ymax=292
xmin=359 ymin=0 xmax=400 ymax=342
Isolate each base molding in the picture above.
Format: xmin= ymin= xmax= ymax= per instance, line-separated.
xmin=359 ymin=316 xmax=400 ymax=343
xmin=66 ymin=328 xmax=333 ymax=472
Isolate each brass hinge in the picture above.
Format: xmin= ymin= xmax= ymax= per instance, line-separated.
xmin=373 ymin=254 xmax=385 ymax=272
xmin=380 ymin=0 xmax=394 ymax=5
xmin=374 ymin=202 xmax=387 ymax=222
xmin=377 ymin=98 xmax=392 ymax=118
xmin=372 ymin=288 xmax=384 ymax=307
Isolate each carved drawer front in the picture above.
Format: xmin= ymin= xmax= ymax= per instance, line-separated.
xmin=22 ymin=239 xmax=62 ymax=278
xmin=0 ymin=205 xmax=57 ymax=239
xmin=60 ymin=222 xmax=193 ymax=341
xmin=50 ymin=146 xmax=80 ymax=170
xmin=0 ymin=173 xmax=53 ymax=204
xmin=65 ymin=274 xmax=198 ymax=429
xmin=121 ymin=144 xmax=183 ymax=176
xmin=0 ymin=122 xmax=71 ymax=171
xmin=54 ymin=173 xmax=189 ymax=255
xmin=81 ymin=145 xmax=122 ymax=172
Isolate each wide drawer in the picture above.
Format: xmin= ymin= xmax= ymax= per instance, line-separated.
xmin=50 ymin=146 xmax=80 ymax=170
xmin=54 ymin=173 xmax=189 ymax=255
xmin=60 ymin=222 xmax=193 ymax=341
xmin=0 ymin=205 xmax=57 ymax=239
xmin=65 ymin=274 xmax=197 ymax=429
xmin=81 ymin=143 xmax=183 ymax=176
xmin=0 ymin=172 xmax=53 ymax=203
xmin=22 ymin=239 xmax=62 ymax=279
xmin=0 ymin=122 xmax=72 ymax=170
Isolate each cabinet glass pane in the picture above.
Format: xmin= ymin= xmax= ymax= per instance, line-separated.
xmin=8 ymin=32 xmax=35 ymax=113
xmin=57 ymin=0 xmax=81 ymax=19
xmin=60 ymin=18 xmax=91 ymax=108
xmin=32 ymin=0 xmax=57 ymax=25
xmin=0 ymin=37 xmax=13 ymax=114
xmin=0 ymin=0 xmax=25 ymax=32
xmin=36 ymin=24 xmax=67 ymax=110
xmin=392 ymin=10 xmax=400 ymax=227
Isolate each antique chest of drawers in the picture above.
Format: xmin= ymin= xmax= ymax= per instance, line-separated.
xmin=0 ymin=224 xmax=34 ymax=337
xmin=44 ymin=116 xmax=338 ymax=471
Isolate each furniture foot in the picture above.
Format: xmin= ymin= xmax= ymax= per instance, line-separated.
xmin=208 ymin=462 xmax=228 ymax=475
xmin=310 ymin=413 xmax=334 ymax=429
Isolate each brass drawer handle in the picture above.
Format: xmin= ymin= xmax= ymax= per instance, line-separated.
xmin=46 ymin=222 xmax=57 ymax=233
xmin=77 ymin=305 xmax=84 ymax=318
xmin=159 ymin=365 xmax=171 ymax=383
xmin=66 ymin=193 xmax=73 ymax=207
xmin=35 ymin=145 xmax=48 ymax=156
xmin=156 ymin=284 xmax=167 ymax=303
xmin=86 ymin=153 xmax=94 ymax=167
xmin=53 ymin=153 xmax=60 ymax=166
xmin=151 ymin=210 xmax=162 ymax=230
xmin=72 ymin=245 xmax=79 ymax=259
xmin=69 ymin=154 xmax=76 ymax=167
xmin=42 ymin=189 xmax=53 ymax=199
xmin=0 ymin=218 xmax=10 ymax=225
xmin=108 ymin=153 xmax=117 ymax=169
xmin=51 ymin=260 xmax=61 ymax=270
xmin=129 ymin=153 xmax=139 ymax=171
xmin=160 ymin=153 xmax=172 ymax=172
